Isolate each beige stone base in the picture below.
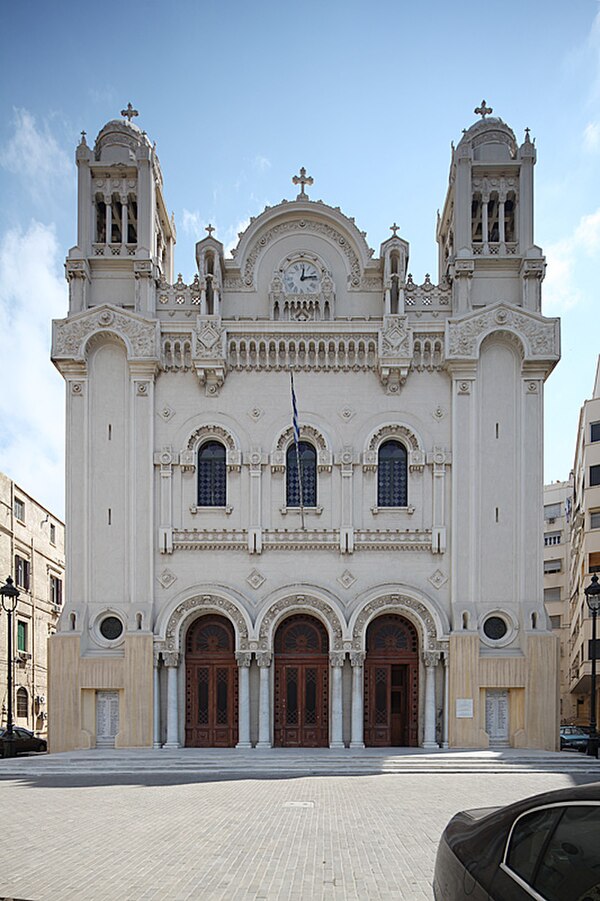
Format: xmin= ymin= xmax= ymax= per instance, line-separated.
xmin=48 ymin=632 xmax=153 ymax=752
xmin=448 ymin=632 xmax=559 ymax=750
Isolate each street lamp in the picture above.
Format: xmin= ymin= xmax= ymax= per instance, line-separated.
xmin=0 ymin=576 xmax=19 ymax=759
xmin=585 ymin=573 xmax=600 ymax=758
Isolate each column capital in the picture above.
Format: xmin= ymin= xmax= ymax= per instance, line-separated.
xmin=256 ymin=651 xmax=272 ymax=667
xmin=423 ymin=651 xmax=441 ymax=668
xmin=329 ymin=651 xmax=346 ymax=667
xmin=350 ymin=651 xmax=366 ymax=667
xmin=235 ymin=651 xmax=252 ymax=667
xmin=163 ymin=651 xmax=180 ymax=668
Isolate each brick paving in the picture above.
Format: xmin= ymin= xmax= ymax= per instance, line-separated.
xmin=0 ymin=753 xmax=596 ymax=900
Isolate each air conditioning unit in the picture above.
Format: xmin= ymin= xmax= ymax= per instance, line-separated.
xmin=547 ymin=517 xmax=556 ymax=524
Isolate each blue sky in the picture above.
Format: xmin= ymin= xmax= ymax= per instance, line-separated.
xmin=1 ymin=0 xmax=599 ymax=518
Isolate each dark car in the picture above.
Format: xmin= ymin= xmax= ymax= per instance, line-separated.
xmin=0 ymin=727 xmax=47 ymax=757
xmin=560 ymin=725 xmax=590 ymax=752
xmin=433 ymin=781 xmax=600 ymax=900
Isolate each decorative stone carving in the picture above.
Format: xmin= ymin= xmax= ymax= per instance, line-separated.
xmin=377 ymin=315 xmax=413 ymax=393
xmin=164 ymin=594 xmax=250 ymax=652
xmin=271 ymin=425 xmax=332 ymax=472
xmin=428 ymin=569 xmax=448 ymax=590
xmin=363 ymin=423 xmax=423 ymax=470
xmin=350 ymin=651 xmax=366 ymax=667
xmin=256 ymin=651 xmax=272 ymax=667
xmin=246 ymin=569 xmax=266 ymax=590
xmin=158 ymin=403 xmax=175 ymax=422
xmin=163 ymin=651 xmax=180 ymax=667
xmin=53 ymin=307 xmax=159 ymax=360
xmin=423 ymin=651 xmax=441 ymax=667
xmin=70 ymin=382 xmax=85 ymax=395
xmin=135 ymin=381 xmax=150 ymax=396
xmin=339 ymin=407 xmax=355 ymax=422
xmin=235 ymin=651 xmax=252 ymax=667
xmin=351 ymin=594 xmax=443 ymax=651
xmin=446 ymin=305 xmax=559 ymax=360
xmin=258 ymin=595 xmax=344 ymax=651
xmin=329 ymin=651 xmax=346 ymax=667
xmin=337 ymin=570 xmax=357 ymax=589
xmin=181 ymin=425 xmax=240 ymax=472
xmin=193 ymin=317 xmax=227 ymax=394
xmin=157 ymin=568 xmax=177 ymax=590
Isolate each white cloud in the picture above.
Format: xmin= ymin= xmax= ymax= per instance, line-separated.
xmin=0 ymin=109 xmax=70 ymax=201
xmin=224 ymin=218 xmax=251 ymax=258
xmin=583 ymin=121 xmax=600 ymax=151
xmin=0 ymin=222 xmax=67 ymax=518
xmin=253 ymin=155 xmax=271 ymax=173
xmin=544 ymin=207 xmax=600 ymax=312
xmin=181 ymin=209 xmax=205 ymax=237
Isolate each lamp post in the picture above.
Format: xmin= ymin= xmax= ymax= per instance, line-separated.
xmin=585 ymin=573 xmax=600 ymax=758
xmin=0 ymin=576 xmax=19 ymax=759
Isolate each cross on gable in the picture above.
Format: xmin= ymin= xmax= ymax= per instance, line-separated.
xmin=390 ymin=223 xmax=400 ymax=237
xmin=474 ymin=100 xmax=493 ymax=119
xmin=292 ymin=167 xmax=314 ymax=199
xmin=121 ymin=103 xmax=139 ymax=123
xmin=205 ymin=223 xmax=215 ymax=238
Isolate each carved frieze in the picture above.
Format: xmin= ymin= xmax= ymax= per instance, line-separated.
xmin=446 ymin=305 xmax=559 ymax=360
xmin=53 ymin=307 xmax=159 ymax=361
xmin=164 ymin=594 xmax=250 ymax=652
xmin=351 ymin=594 xmax=443 ymax=651
xmin=258 ymin=594 xmax=344 ymax=651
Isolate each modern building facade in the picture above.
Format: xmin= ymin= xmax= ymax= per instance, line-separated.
xmin=48 ymin=105 xmax=561 ymax=752
xmin=543 ymin=479 xmax=573 ymax=722
xmin=0 ymin=472 xmax=65 ymax=736
xmin=568 ymin=358 xmax=600 ymax=727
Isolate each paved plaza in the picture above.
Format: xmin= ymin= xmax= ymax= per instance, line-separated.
xmin=0 ymin=749 xmax=598 ymax=901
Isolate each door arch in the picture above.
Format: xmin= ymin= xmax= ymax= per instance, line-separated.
xmin=274 ymin=614 xmax=329 ymax=747
xmin=364 ymin=614 xmax=419 ymax=747
xmin=185 ymin=614 xmax=238 ymax=747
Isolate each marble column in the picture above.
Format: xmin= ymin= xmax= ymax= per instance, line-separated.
xmin=329 ymin=652 xmax=345 ymax=749
xmin=423 ymin=652 xmax=439 ymax=749
xmin=163 ymin=652 xmax=180 ymax=749
xmin=153 ymin=649 xmax=161 ymax=748
xmin=256 ymin=652 xmax=272 ymax=748
xmin=350 ymin=651 xmax=366 ymax=748
xmin=442 ymin=654 xmax=449 ymax=749
xmin=236 ymin=651 xmax=252 ymax=749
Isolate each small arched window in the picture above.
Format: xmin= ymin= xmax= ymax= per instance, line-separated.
xmin=286 ymin=442 xmax=317 ymax=507
xmin=16 ymin=687 xmax=28 ymax=718
xmin=197 ymin=441 xmax=227 ymax=506
xmin=377 ymin=440 xmax=407 ymax=507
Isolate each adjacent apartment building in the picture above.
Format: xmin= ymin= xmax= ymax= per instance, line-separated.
xmin=0 ymin=472 xmax=65 ymax=735
xmin=543 ymin=480 xmax=573 ymax=722
xmin=568 ymin=359 xmax=600 ymax=727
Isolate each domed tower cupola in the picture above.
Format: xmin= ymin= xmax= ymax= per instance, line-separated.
xmin=195 ymin=224 xmax=225 ymax=316
xmin=437 ymin=101 xmax=544 ymax=315
xmin=380 ymin=223 xmax=410 ymax=314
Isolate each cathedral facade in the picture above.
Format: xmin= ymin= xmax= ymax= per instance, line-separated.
xmin=48 ymin=106 xmax=560 ymax=752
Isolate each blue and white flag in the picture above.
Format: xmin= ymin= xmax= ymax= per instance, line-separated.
xmin=291 ymin=371 xmax=300 ymax=446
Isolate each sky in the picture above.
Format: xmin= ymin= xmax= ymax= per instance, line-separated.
xmin=1 ymin=0 xmax=599 ymax=519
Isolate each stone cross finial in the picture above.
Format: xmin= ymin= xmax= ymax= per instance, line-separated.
xmin=120 ymin=103 xmax=139 ymax=122
xmin=474 ymin=100 xmax=493 ymax=119
xmin=390 ymin=222 xmax=400 ymax=237
xmin=292 ymin=166 xmax=314 ymax=199
xmin=524 ymin=127 xmax=531 ymax=143
xmin=80 ymin=130 xmax=87 ymax=145
xmin=205 ymin=223 xmax=215 ymax=238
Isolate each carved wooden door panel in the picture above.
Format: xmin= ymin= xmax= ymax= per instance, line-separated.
xmin=185 ymin=615 xmax=238 ymax=748
xmin=274 ymin=614 xmax=329 ymax=748
xmin=364 ymin=614 xmax=419 ymax=747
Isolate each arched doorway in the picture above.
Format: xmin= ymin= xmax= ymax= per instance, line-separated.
xmin=274 ymin=614 xmax=329 ymax=747
xmin=364 ymin=614 xmax=419 ymax=747
xmin=185 ymin=614 xmax=238 ymax=747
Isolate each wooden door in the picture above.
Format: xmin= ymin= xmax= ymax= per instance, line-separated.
xmin=185 ymin=615 xmax=238 ymax=747
xmin=274 ymin=615 xmax=329 ymax=747
xmin=364 ymin=615 xmax=419 ymax=747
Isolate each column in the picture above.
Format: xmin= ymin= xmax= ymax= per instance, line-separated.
xmin=498 ymin=194 xmax=506 ymax=245
xmin=105 ymin=195 xmax=112 ymax=245
xmin=236 ymin=652 xmax=252 ymax=749
xmin=247 ymin=451 xmax=264 ymax=554
xmin=120 ymin=194 xmax=128 ymax=246
xmin=153 ymin=649 xmax=161 ymax=748
xmin=481 ymin=194 xmax=489 ymax=251
xmin=330 ymin=652 xmax=345 ymax=749
xmin=256 ymin=652 xmax=272 ymax=749
xmin=442 ymin=654 xmax=449 ymax=749
xmin=350 ymin=651 xmax=365 ymax=748
xmin=163 ymin=652 xmax=180 ymax=748
xmin=423 ymin=652 xmax=439 ymax=749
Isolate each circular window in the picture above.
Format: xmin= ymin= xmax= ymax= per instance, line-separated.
xmin=483 ymin=616 xmax=508 ymax=641
xmin=99 ymin=616 xmax=123 ymax=641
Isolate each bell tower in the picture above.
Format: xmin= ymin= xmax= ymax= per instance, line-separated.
xmin=437 ymin=101 xmax=544 ymax=315
xmin=65 ymin=104 xmax=175 ymax=316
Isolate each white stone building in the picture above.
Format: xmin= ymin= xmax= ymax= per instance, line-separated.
xmin=0 ymin=472 xmax=65 ymax=735
xmin=49 ymin=105 xmax=560 ymax=752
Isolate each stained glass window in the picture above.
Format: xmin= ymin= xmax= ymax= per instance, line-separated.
xmin=377 ymin=440 xmax=407 ymax=507
xmin=286 ymin=442 xmax=317 ymax=507
xmin=198 ymin=441 xmax=226 ymax=506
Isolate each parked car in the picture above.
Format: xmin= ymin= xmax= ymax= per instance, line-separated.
xmin=0 ymin=727 xmax=47 ymax=757
xmin=433 ymin=781 xmax=600 ymax=900
xmin=560 ymin=724 xmax=590 ymax=752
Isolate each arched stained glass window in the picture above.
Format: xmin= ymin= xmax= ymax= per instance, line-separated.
xmin=377 ymin=440 xmax=407 ymax=507
xmin=197 ymin=441 xmax=227 ymax=506
xmin=286 ymin=442 xmax=317 ymax=507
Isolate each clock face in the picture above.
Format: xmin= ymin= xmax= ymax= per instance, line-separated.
xmin=283 ymin=261 xmax=320 ymax=294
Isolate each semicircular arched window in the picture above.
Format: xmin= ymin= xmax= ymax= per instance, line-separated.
xmin=286 ymin=441 xmax=317 ymax=507
xmin=16 ymin=686 xmax=28 ymax=718
xmin=377 ymin=440 xmax=408 ymax=507
xmin=198 ymin=441 xmax=227 ymax=506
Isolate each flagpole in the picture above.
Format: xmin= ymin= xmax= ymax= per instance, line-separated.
xmin=290 ymin=371 xmax=306 ymax=531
